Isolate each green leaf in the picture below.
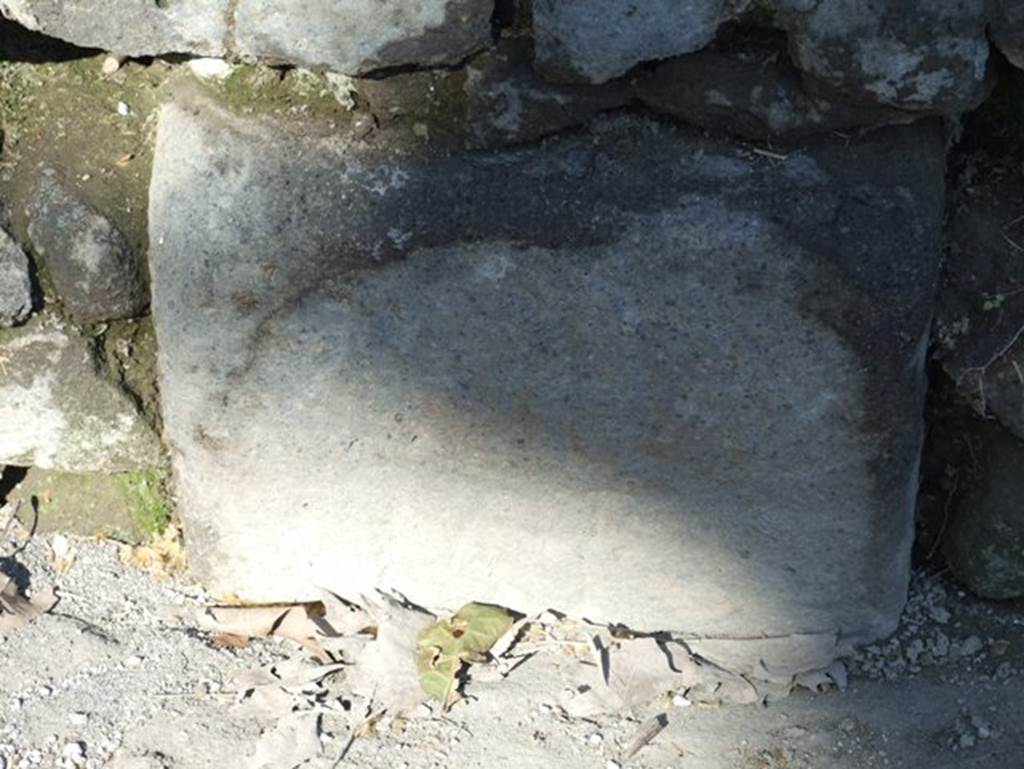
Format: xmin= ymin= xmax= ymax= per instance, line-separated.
xmin=414 ymin=602 xmax=514 ymax=705
xmin=450 ymin=603 xmax=514 ymax=655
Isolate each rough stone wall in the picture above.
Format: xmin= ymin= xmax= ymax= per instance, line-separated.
xmin=1 ymin=0 xmax=1022 ymax=686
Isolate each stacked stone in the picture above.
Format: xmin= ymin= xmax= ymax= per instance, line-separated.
xmin=1 ymin=0 xmax=1022 ymax=682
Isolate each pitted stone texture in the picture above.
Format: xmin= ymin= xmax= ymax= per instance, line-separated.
xmin=532 ymin=0 xmax=737 ymax=83
xmin=235 ymin=0 xmax=492 ymax=74
xmin=26 ymin=171 xmax=146 ymax=325
xmin=0 ymin=0 xmax=492 ymax=75
xmin=0 ymin=0 xmax=228 ymax=58
xmin=780 ymin=0 xmax=992 ymax=113
xmin=354 ymin=38 xmax=631 ymax=149
xmin=150 ymin=96 xmax=943 ymax=652
xmin=944 ymin=426 xmax=1024 ymax=600
xmin=993 ymin=1 xmax=1024 ymax=71
xmin=464 ymin=38 xmax=631 ymax=147
xmin=0 ymin=316 xmax=162 ymax=473
xmin=935 ymin=155 xmax=1024 ymax=442
xmin=635 ymin=29 xmax=915 ymax=140
xmin=0 ymin=228 xmax=32 ymax=327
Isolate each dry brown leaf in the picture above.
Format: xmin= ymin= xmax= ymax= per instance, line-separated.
xmin=232 ymin=658 xmax=347 ymax=693
xmin=48 ymin=534 xmax=77 ymax=575
xmin=0 ymin=578 xmax=58 ymax=632
xmin=345 ymin=593 xmax=436 ymax=714
xmin=119 ymin=524 xmax=185 ymax=578
xmin=211 ymin=632 xmax=251 ymax=649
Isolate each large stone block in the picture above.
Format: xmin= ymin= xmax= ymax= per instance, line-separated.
xmin=0 ymin=227 xmax=32 ymax=328
xmin=0 ymin=0 xmax=228 ymax=59
xmin=0 ymin=0 xmax=492 ymax=75
xmin=779 ymin=0 xmax=992 ymax=113
xmin=532 ymin=0 xmax=734 ymax=83
xmin=992 ymin=1 xmax=1024 ymax=72
xmin=0 ymin=316 xmax=162 ymax=473
xmin=234 ymin=0 xmax=492 ymax=75
xmin=149 ymin=95 xmax=943 ymax=660
xmin=635 ymin=29 xmax=915 ymax=141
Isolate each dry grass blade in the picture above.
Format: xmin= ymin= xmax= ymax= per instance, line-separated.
xmin=622 ymin=713 xmax=669 ymax=760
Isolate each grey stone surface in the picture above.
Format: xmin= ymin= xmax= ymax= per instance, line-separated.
xmin=0 ymin=0 xmax=492 ymax=75
xmin=944 ymin=426 xmax=1024 ymax=600
xmin=779 ymin=0 xmax=992 ymax=113
xmin=0 ymin=315 xmax=162 ymax=473
xmin=354 ymin=38 xmax=631 ymax=149
xmin=0 ymin=0 xmax=228 ymax=58
xmin=150 ymin=94 xmax=943 ymax=664
xmin=993 ymin=1 xmax=1024 ymax=71
xmin=935 ymin=153 xmax=1024 ymax=441
xmin=0 ymin=227 xmax=32 ymax=328
xmin=635 ymin=29 xmax=915 ymax=140
xmin=532 ymin=0 xmax=736 ymax=83
xmin=235 ymin=0 xmax=492 ymax=75
xmin=26 ymin=171 xmax=147 ymax=325
xmin=463 ymin=38 xmax=631 ymax=147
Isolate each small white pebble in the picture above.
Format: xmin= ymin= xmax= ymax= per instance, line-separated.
xmin=123 ymin=655 xmax=143 ymax=668
xmin=116 ymin=101 xmax=130 ymax=116
xmin=36 ymin=686 xmax=52 ymax=698
xmin=606 ymin=761 xmax=621 ymax=769
xmin=188 ymin=58 xmax=233 ymax=80
xmin=672 ymin=693 xmax=692 ymax=708
xmin=69 ymin=712 xmax=89 ymax=727
xmin=588 ymin=733 xmax=603 ymax=746
xmin=101 ymin=54 xmax=125 ymax=75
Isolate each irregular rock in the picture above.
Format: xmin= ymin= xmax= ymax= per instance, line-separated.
xmin=780 ymin=0 xmax=992 ymax=113
xmin=0 ymin=0 xmax=492 ymax=75
xmin=235 ymin=0 xmax=492 ymax=75
xmin=635 ymin=28 xmax=916 ymax=140
xmin=4 ymin=466 xmax=165 ymax=542
xmin=464 ymin=38 xmax=631 ymax=147
xmin=992 ymin=1 xmax=1024 ymax=71
xmin=0 ymin=316 xmax=162 ymax=473
xmin=532 ymin=0 xmax=738 ymax=83
xmin=0 ymin=228 xmax=32 ymax=327
xmin=355 ymin=38 xmax=631 ymax=149
xmin=149 ymin=94 xmax=943 ymax=658
xmin=0 ymin=0 xmax=228 ymax=58
xmin=26 ymin=171 xmax=146 ymax=324
xmin=934 ymin=152 xmax=1024 ymax=439
xmin=944 ymin=426 xmax=1024 ymax=599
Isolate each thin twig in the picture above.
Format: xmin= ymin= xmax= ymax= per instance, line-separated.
xmin=959 ymin=320 xmax=1024 ymax=382
xmin=926 ymin=470 xmax=959 ymax=561
xmin=752 ymin=147 xmax=789 ymax=161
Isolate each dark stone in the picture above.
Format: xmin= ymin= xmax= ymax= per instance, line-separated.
xmin=26 ymin=170 xmax=147 ymax=325
xmin=944 ymin=425 xmax=1024 ymax=599
xmin=635 ymin=28 xmax=916 ymax=141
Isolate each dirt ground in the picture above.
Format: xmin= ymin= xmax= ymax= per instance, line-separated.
xmin=1 ymin=526 xmax=1022 ymax=769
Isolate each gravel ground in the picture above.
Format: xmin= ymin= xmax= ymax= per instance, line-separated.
xmin=1 ymin=529 xmax=1022 ymax=769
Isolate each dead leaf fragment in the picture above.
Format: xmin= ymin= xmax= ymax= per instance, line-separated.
xmin=246 ymin=711 xmax=321 ymax=769
xmin=345 ymin=592 xmax=436 ymax=714
xmin=119 ymin=524 xmax=185 ymax=578
xmin=0 ymin=578 xmax=58 ymax=632
xmin=622 ymin=713 xmax=669 ymax=760
xmin=49 ymin=534 xmax=77 ymax=575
